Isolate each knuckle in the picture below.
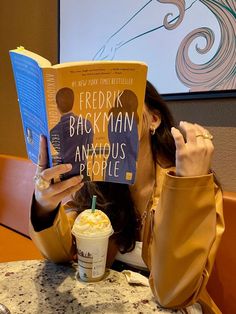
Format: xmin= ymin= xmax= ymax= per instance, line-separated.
xmin=189 ymin=146 xmax=200 ymax=155
xmin=174 ymin=133 xmax=183 ymax=141
xmin=185 ymin=123 xmax=194 ymax=131
xmin=58 ymin=164 xmax=68 ymax=171
xmin=177 ymin=151 xmax=186 ymax=159
xmin=62 ymin=177 xmax=79 ymax=189
xmin=200 ymin=145 xmax=208 ymax=153
xmin=188 ymin=126 xmax=195 ymax=133
xmin=208 ymin=145 xmax=214 ymax=155
xmin=196 ymin=143 xmax=207 ymax=152
xmin=70 ymin=177 xmax=79 ymax=185
xmin=59 ymin=181 xmax=70 ymax=191
xmin=41 ymin=168 xmax=50 ymax=177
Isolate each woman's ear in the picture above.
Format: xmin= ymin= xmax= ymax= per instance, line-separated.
xmin=150 ymin=113 xmax=161 ymax=130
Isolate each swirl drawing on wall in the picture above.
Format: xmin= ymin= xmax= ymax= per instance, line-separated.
xmin=176 ymin=1 xmax=236 ymax=92
xmin=60 ymin=0 xmax=236 ymax=95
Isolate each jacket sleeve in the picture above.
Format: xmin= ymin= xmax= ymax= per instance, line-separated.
xmin=29 ymin=201 xmax=119 ymax=265
xmin=29 ymin=204 xmax=77 ymax=263
xmin=145 ymin=172 xmax=224 ymax=309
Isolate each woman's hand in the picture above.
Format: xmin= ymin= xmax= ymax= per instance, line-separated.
xmin=171 ymin=121 xmax=214 ymax=177
xmin=34 ymin=136 xmax=84 ymax=216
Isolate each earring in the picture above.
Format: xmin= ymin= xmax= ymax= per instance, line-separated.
xmin=150 ymin=126 xmax=156 ymax=135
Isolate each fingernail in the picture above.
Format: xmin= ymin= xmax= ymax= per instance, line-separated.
xmin=74 ymin=175 xmax=83 ymax=183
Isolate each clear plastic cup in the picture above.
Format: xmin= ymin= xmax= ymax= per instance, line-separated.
xmin=72 ymin=209 xmax=113 ymax=282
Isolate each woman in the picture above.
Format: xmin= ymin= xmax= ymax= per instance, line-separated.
xmin=30 ymin=81 xmax=224 ymax=314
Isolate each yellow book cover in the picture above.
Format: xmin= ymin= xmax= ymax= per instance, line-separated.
xmin=10 ymin=47 xmax=148 ymax=184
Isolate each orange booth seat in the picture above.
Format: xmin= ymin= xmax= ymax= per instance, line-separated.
xmin=0 ymin=154 xmax=43 ymax=262
xmin=207 ymin=191 xmax=236 ymax=314
xmin=1 ymin=155 xmax=236 ymax=313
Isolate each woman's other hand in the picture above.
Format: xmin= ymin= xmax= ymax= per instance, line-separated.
xmin=171 ymin=121 xmax=214 ymax=177
xmin=34 ymin=136 xmax=84 ymax=215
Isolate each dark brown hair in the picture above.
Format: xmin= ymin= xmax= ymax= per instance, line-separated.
xmin=72 ymin=81 xmax=176 ymax=253
xmin=56 ymin=87 xmax=74 ymax=113
xmin=109 ymin=89 xmax=139 ymax=124
xmin=145 ymin=80 xmax=176 ymax=167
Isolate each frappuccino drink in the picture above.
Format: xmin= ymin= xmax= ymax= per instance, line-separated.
xmin=72 ymin=197 xmax=113 ymax=282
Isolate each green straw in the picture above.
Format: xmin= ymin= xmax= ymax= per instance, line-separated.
xmin=91 ymin=195 xmax=97 ymax=213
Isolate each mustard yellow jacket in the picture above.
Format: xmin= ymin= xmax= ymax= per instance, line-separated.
xmin=29 ymin=167 xmax=224 ymax=314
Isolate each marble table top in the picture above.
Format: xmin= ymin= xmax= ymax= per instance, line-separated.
xmin=0 ymin=260 xmax=200 ymax=314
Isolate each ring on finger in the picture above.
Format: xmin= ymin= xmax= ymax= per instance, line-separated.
xmin=196 ymin=133 xmax=213 ymax=140
xmin=37 ymin=163 xmax=47 ymax=170
xmin=34 ymin=174 xmax=51 ymax=190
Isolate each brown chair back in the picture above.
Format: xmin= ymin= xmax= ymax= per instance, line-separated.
xmin=207 ymin=191 xmax=236 ymax=314
xmin=0 ymin=154 xmax=36 ymax=237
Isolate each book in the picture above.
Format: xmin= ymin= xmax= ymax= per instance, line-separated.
xmin=9 ymin=47 xmax=148 ymax=184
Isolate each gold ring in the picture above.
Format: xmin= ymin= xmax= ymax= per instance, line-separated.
xmin=34 ymin=174 xmax=51 ymax=190
xmin=37 ymin=164 xmax=47 ymax=170
xmin=196 ymin=133 xmax=213 ymax=140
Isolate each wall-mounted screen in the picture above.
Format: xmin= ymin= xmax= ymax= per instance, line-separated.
xmin=60 ymin=0 xmax=236 ymax=99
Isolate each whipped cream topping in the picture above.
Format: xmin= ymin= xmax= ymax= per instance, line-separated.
xmin=72 ymin=209 xmax=113 ymax=237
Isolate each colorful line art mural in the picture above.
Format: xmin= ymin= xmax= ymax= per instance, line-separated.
xmin=60 ymin=0 xmax=236 ymax=95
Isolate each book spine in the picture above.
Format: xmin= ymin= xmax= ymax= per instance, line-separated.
xmin=42 ymin=68 xmax=62 ymax=168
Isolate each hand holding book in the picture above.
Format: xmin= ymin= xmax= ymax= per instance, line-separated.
xmin=34 ymin=135 xmax=84 ymax=215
